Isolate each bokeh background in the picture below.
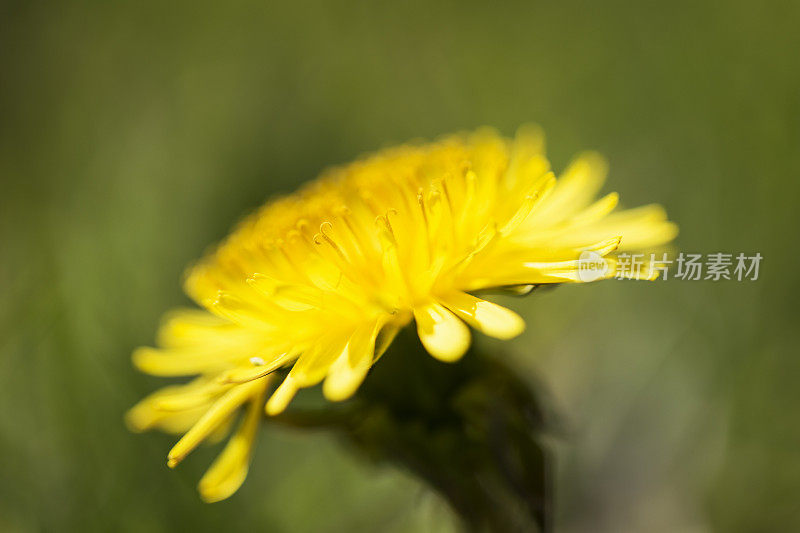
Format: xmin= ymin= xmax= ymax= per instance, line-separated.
xmin=2 ymin=1 xmax=799 ymax=531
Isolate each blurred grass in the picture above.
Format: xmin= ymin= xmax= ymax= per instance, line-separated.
xmin=1 ymin=0 xmax=799 ymax=531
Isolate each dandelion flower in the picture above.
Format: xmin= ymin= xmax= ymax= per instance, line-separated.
xmin=127 ymin=126 xmax=677 ymax=501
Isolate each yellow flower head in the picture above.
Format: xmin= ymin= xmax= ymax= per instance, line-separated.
xmin=127 ymin=126 xmax=677 ymax=501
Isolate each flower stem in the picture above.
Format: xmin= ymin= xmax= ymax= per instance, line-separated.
xmin=272 ymin=328 xmax=553 ymax=532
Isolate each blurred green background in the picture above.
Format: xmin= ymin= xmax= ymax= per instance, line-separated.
xmin=2 ymin=1 xmax=799 ymax=531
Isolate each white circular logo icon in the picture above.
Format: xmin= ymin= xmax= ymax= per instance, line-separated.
xmin=578 ymin=250 xmax=609 ymax=282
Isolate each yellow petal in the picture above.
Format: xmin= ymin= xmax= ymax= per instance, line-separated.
xmin=217 ymin=351 xmax=296 ymax=384
xmin=499 ymin=173 xmax=555 ymax=235
xmin=568 ymin=192 xmax=619 ymax=226
xmin=206 ymin=291 xmax=281 ymax=328
xmin=523 ymin=204 xmax=678 ymax=251
xmin=265 ymin=376 xmax=298 ymax=416
xmin=374 ymin=317 xmax=406 ymax=360
xmin=460 ymin=259 xmax=583 ymax=289
xmin=413 ymin=302 xmax=471 ymax=362
xmin=126 ymin=396 xmax=196 ymax=434
xmin=153 ymin=381 xmax=230 ymax=411
xmin=198 ymin=379 xmax=269 ymax=503
xmin=323 ymin=321 xmax=379 ymax=402
xmin=288 ymin=337 xmax=348 ymax=388
xmin=156 ymin=308 xmax=236 ymax=348
xmin=125 ymin=378 xmax=221 ymax=433
xmin=167 ymin=379 xmax=263 ymax=467
xmin=132 ymin=347 xmax=232 ymax=377
xmin=440 ymin=292 xmax=525 ymax=340
xmin=524 ymin=151 xmax=608 ymax=226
